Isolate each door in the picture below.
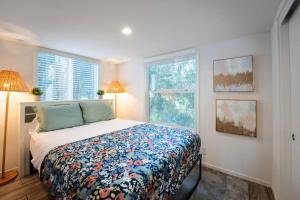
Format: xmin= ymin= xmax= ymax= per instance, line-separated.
xmin=289 ymin=4 xmax=300 ymax=200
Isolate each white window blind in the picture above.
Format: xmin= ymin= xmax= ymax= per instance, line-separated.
xmin=37 ymin=51 xmax=99 ymax=101
xmin=146 ymin=53 xmax=197 ymax=129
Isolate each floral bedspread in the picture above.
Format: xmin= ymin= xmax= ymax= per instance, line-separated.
xmin=40 ymin=123 xmax=201 ymax=200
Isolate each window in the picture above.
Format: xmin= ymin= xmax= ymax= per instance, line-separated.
xmin=147 ymin=53 xmax=197 ymax=129
xmin=37 ymin=51 xmax=99 ymax=101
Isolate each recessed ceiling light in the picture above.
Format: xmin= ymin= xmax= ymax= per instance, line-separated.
xmin=122 ymin=27 xmax=132 ymax=35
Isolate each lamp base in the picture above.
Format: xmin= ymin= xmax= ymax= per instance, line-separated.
xmin=0 ymin=170 xmax=18 ymax=186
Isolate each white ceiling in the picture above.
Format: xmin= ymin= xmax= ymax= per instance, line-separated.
xmin=0 ymin=0 xmax=281 ymax=62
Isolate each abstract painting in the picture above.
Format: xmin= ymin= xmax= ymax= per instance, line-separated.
xmin=213 ymin=55 xmax=253 ymax=92
xmin=216 ymin=99 xmax=257 ymax=137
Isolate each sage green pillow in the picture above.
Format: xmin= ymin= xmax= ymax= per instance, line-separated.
xmin=35 ymin=103 xmax=84 ymax=132
xmin=79 ymin=101 xmax=114 ymax=123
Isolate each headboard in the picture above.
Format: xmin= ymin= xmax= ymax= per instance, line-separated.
xmin=19 ymin=99 xmax=114 ymax=177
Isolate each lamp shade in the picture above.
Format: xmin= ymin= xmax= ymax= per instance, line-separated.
xmin=106 ymin=81 xmax=125 ymax=93
xmin=0 ymin=70 xmax=28 ymax=92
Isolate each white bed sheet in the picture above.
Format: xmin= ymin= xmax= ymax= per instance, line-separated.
xmin=30 ymin=118 xmax=143 ymax=173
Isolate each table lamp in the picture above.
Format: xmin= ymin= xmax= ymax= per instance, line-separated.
xmin=106 ymin=81 xmax=125 ymax=116
xmin=0 ymin=70 xmax=28 ymax=186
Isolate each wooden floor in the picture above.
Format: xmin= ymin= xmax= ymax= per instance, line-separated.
xmin=0 ymin=167 xmax=274 ymax=200
xmin=0 ymin=174 xmax=50 ymax=200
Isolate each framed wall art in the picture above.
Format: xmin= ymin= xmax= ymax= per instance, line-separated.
xmin=213 ymin=55 xmax=253 ymax=92
xmin=216 ymin=99 xmax=257 ymax=137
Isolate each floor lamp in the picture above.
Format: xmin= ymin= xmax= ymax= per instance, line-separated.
xmin=0 ymin=70 xmax=28 ymax=186
xmin=106 ymin=81 xmax=125 ymax=117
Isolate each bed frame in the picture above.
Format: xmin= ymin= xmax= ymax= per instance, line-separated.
xmin=171 ymin=155 xmax=202 ymax=200
xmin=19 ymin=99 xmax=201 ymax=199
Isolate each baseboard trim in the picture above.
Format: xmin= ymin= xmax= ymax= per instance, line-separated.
xmin=203 ymin=162 xmax=271 ymax=187
xmin=0 ymin=167 xmax=19 ymax=176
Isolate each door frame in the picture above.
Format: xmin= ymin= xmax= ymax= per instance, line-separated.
xmin=272 ymin=0 xmax=298 ymax=199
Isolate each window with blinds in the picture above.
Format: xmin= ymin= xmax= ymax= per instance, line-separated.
xmin=146 ymin=53 xmax=197 ymax=129
xmin=37 ymin=51 xmax=99 ymax=101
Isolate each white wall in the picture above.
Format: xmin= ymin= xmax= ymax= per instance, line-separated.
xmin=117 ymin=32 xmax=273 ymax=185
xmin=199 ymin=33 xmax=272 ymax=186
xmin=99 ymin=61 xmax=117 ymax=90
xmin=117 ymin=57 xmax=146 ymax=121
xmin=0 ymin=39 xmax=118 ymax=172
xmin=0 ymin=39 xmax=37 ymax=172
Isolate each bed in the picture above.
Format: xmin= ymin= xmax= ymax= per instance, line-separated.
xmin=19 ymin=100 xmax=201 ymax=200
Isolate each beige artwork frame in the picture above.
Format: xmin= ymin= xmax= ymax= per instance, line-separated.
xmin=216 ymin=99 xmax=257 ymax=137
xmin=213 ymin=55 xmax=254 ymax=92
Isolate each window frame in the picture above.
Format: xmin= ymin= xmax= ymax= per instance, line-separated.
xmin=145 ymin=49 xmax=200 ymax=132
xmin=35 ymin=47 xmax=100 ymax=101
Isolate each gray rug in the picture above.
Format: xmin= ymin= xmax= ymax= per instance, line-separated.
xmin=173 ymin=166 xmax=274 ymax=200
xmin=190 ymin=167 xmax=248 ymax=200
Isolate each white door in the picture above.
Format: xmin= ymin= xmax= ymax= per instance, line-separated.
xmin=289 ymin=4 xmax=300 ymax=200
